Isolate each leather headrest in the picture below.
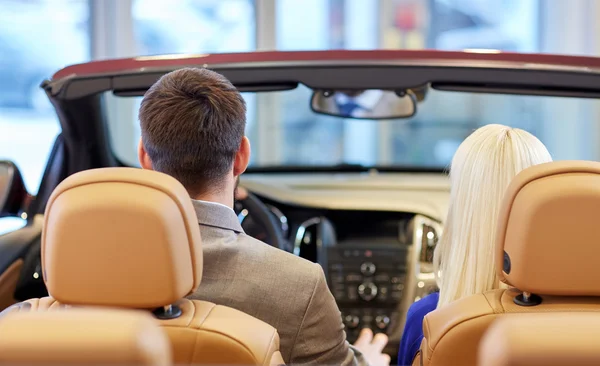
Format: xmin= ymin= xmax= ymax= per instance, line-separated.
xmin=0 ymin=308 xmax=171 ymax=365
xmin=479 ymin=313 xmax=600 ymax=366
xmin=495 ymin=160 xmax=600 ymax=296
xmin=42 ymin=167 xmax=202 ymax=308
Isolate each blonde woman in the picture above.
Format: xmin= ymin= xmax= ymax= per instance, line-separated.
xmin=397 ymin=124 xmax=552 ymax=366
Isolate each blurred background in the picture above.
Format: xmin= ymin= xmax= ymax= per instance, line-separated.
xmin=0 ymin=0 xmax=598 ymax=196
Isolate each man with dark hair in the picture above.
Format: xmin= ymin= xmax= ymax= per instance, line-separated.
xmin=138 ymin=68 xmax=390 ymax=366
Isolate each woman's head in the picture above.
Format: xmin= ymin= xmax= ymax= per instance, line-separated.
xmin=434 ymin=124 xmax=552 ymax=308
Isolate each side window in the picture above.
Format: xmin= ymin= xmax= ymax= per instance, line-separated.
xmin=0 ymin=0 xmax=90 ymax=235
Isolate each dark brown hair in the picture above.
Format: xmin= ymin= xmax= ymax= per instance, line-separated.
xmin=139 ymin=68 xmax=246 ymax=196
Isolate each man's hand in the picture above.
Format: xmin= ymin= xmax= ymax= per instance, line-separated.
xmin=353 ymin=328 xmax=391 ymax=366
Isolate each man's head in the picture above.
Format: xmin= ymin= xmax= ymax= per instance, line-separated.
xmin=137 ymin=68 xmax=250 ymax=200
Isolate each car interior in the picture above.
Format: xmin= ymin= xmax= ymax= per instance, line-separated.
xmin=1 ymin=50 xmax=600 ymax=365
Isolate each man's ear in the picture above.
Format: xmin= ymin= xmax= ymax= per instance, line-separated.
xmin=233 ymin=136 xmax=250 ymax=177
xmin=137 ymin=138 xmax=153 ymax=170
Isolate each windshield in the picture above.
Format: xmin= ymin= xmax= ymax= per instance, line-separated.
xmin=107 ymin=84 xmax=598 ymax=170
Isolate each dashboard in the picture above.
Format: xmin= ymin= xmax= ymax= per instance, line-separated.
xmin=238 ymin=171 xmax=449 ymax=352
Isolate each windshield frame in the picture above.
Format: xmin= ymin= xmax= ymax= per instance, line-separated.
xmin=42 ymin=50 xmax=600 ymax=185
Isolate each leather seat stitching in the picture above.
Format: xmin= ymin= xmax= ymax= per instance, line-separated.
xmin=192 ymin=301 xmax=215 ymax=329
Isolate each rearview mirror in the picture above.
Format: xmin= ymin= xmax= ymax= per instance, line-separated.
xmin=310 ymin=89 xmax=417 ymax=120
xmin=0 ymin=161 xmax=27 ymax=218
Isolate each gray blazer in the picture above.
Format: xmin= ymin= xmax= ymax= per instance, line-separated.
xmin=187 ymin=200 xmax=367 ymax=366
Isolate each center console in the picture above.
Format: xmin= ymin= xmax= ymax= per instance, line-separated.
xmin=327 ymin=243 xmax=407 ymax=341
xmin=294 ymin=212 xmax=441 ymax=345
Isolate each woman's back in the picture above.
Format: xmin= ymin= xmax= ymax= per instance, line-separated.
xmin=397 ymin=124 xmax=552 ymax=365
xmin=434 ymin=124 xmax=552 ymax=307
xmin=397 ymin=292 xmax=438 ymax=366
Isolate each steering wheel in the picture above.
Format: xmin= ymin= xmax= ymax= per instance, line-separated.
xmin=235 ymin=192 xmax=288 ymax=251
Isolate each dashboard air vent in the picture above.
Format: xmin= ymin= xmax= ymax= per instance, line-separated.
xmin=419 ymin=223 xmax=438 ymax=263
xmin=294 ymin=218 xmax=321 ymax=261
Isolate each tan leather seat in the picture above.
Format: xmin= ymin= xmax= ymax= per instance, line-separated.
xmin=479 ymin=313 xmax=600 ymax=366
xmin=2 ymin=167 xmax=284 ymax=366
xmin=0 ymin=308 xmax=171 ymax=365
xmin=415 ymin=161 xmax=600 ymax=366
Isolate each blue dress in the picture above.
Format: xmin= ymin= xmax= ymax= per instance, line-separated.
xmin=397 ymin=292 xmax=439 ymax=366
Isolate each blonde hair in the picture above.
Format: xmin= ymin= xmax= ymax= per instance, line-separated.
xmin=434 ymin=124 xmax=552 ymax=308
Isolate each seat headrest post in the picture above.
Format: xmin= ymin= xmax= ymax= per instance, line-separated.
xmin=513 ymin=291 xmax=542 ymax=307
xmin=153 ymin=304 xmax=182 ymax=320
xmin=42 ymin=167 xmax=203 ymax=308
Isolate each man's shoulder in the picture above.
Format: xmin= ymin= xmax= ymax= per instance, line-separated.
xmin=237 ymin=233 xmax=321 ymax=275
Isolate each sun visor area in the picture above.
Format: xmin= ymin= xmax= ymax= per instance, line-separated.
xmin=433 ymin=82 xmax=600 ymax=99
xmin=44 ymin=60 xmax=600 ymax=101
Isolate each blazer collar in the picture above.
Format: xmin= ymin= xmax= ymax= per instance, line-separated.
xmin=191 ymin=199 xmax=244 ymax=233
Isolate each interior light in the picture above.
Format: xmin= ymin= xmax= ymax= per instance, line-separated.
xmin=418 ymin=281 xmax=425 ymax=288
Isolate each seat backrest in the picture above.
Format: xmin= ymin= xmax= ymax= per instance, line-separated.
xmin=479 ymin=313 xmax=600 ymax=366
xmin=0 ymin=308 xmax=171 ymax=365
xmin=417 ymin=161 xmax=600 ymax=366
xmin=12 ymin=167 xmax=283 ymax=365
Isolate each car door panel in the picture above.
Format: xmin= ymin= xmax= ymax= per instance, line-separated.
xmin=0 ymin=215 xmax=43 ymax=311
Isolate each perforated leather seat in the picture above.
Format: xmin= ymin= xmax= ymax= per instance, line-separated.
xmin=2 ymin=168 xmax=284 ymax=366
xmin=479 ymin=313 xmax=600 ymax=366
xmin=0 ymin=308 xmax=171 ymax=365
xmin=415 ymin=161 xmax=600 ymax=366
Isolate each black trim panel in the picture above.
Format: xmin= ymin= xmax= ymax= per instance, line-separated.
xmin=0 ymin=218 xmax=43 ymax=278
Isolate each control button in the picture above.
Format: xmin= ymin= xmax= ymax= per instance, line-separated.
xmin=331 ymin=263 xmax=343 ymax=270
xmin=374 ymin=274 xmax=390 ymax=282
xmin=358 ymin=282 xmax=378 ymax=301
xmin=347 ymin=286 xmax=358 ymax=301
xmin=393 ymin=283 xmax=404 ymax=291
xmin=375 ymin=315 xmax=390 ymax=329
xmin=378 ymin=286 xmax=389 ymax=301
xmin=391 ymin=276 xmax=404 ymax=284
xmin=362 ymin=315 xmax=374 ymax=325
xmin=343 ymin=250 xmax=351 ymax=257
xmin=344 ymin=314 xmax=360 ymax=329
xmin=331 ymin=274 xmax=344 ymax=283
xmin=353 ymin=250 xmax=360 ymax=257
xmin=391 ymin=290 xmax=403 ymax=300
xmin=346 ymin=273 xmax=362 ymax=282
xmin=360 ymin=262 xmax=376 ymax=276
